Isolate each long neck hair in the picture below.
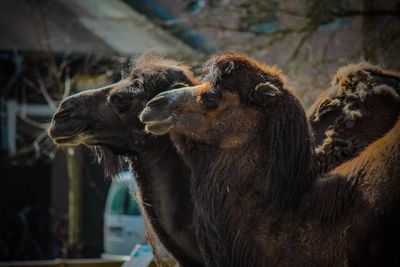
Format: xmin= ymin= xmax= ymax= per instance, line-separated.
xmin=256 ymin=94 xmax=317 ymax=212
xmin=188 ymin=93 xmax=317 ymax=214
xmin=181 ymin=92 xmax=317 ymax=267
xmin=92 ymin=146 xmax=129 ymax=178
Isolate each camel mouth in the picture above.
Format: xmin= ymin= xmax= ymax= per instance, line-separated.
xmin=48 ymin=121 xmax=90 ymax=146
xmin=141 ymin=113 xmax=176 ymax=135
xmin=52 ymin=135 xmax=82 ymax=146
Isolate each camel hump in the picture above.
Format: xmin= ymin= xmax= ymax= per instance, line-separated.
xmin=331 ymin=117 xmax=400 ymax=209
xmin=309 ymin=63 xmax=400 ymax=173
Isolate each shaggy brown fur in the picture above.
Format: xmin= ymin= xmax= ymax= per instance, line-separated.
xmin=48 ymin=53 xmax=203 ymax=267
xmin=309 ymin=63 xmax=400 ymax=172
xmin=48 ymin=52 xmax=399 ymax=266
xmin=140 ymin=53 xmax=400 ymax=266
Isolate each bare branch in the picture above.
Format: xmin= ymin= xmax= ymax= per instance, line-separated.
xmin=36 ymin=72 xmax=57 ymax=111
xmin=63 ymin=67 xmax=71 ymax=100
xmin=285 ymin=29 xmax=316 ymax=64
xmin=32 ymin=130 xmax=48 ymax=159
xmin=17 ymin=114 xmax=49 ymax=130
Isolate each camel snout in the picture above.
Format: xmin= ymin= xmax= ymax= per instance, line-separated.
xmin=140 ymin=93 xmax=174 ymax=124
xmin=146 ymin=95 xmax=169 ymax=109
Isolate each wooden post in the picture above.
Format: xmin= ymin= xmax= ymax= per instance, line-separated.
xmin=66 ymin=148 xmax=80 ymax=258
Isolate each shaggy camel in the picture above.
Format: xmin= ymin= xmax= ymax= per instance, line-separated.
xmin=140 ymin=53 xmax=400 ymax=266
xmin=48 ymin=54 xmax=204 ymax=267
xmin=49 ymin=53 xmax=400 ymax=266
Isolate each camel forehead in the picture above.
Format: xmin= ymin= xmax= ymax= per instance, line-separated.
xmin=109 ymin=78 xmax=136 ymax=95
xmin=113 ymin=79 xmax=132 ymax=90
xmin=202 ymin=92 xmax=249 ymax=121
xmin=203 ymin=53 xmax=286 ymax=88
xmin=128 ymin=58 xmax=197 ymax=85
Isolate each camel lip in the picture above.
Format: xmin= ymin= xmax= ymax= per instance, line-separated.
xmin=139 ymin=106 xmax=155 ymax=123
xmin=139 ymin=106 xmax=174 ymax=124
xmin=143 ymin=116 xmax=176 ymax=135
xmin=144 ymin=115 xmax=176 ymax=127
xmin=144 ymin=123 xmax=175 ymax=136
xmin=52 ymin=135 xmax=81 ymax=146
xmin=48 ymin=122 xmax=90 ymax=145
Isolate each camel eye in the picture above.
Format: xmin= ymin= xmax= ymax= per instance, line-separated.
xmin=202 ymin=90 xmax=222 ymax=110
xmin=169 ymin=83 xmax=188 ymax=90
xmin=132 ymin=79 xmax=143 ymax=89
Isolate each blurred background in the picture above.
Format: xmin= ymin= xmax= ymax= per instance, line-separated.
xmin=0 ymin=0 xmax=399 ymax=264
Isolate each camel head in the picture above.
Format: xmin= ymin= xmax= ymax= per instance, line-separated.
xmin=48 ymin=80 xmax=132 ymax=155
xmin=140 ymin=53 xmax=307 ymax=149
xmin=49 ymin=54 xmax=198 ymax=175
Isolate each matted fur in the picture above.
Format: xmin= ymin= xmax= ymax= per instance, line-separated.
xmin=308 ymin=63 xmax=400 ymax=172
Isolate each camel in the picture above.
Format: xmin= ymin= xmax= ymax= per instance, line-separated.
xmin=48 ymin=54 xmax=204 ymax=267
xmin=140 ymin=53 xmax=400 ymax=266
xmin=48 ymin=52 xmax=400 ymax=266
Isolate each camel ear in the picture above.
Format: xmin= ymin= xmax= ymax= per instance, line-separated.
xmin=255 ymin=82 xmax=284 ymax=97
xmin=250 ymin=82 xmax=284 ymax=106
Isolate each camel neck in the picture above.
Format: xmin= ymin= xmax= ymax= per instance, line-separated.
xmin=188 ymin=104 xmax=317 ymax=214
xmin=128 ymin=136 xmax=202 ymax=266
xmin=182 ymin=103 xmax=318 ymax=266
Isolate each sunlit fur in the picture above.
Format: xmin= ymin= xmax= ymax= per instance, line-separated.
xmin=143 ymin=53 xmax=400 ymax=266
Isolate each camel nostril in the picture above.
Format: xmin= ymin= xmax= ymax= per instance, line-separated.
xmin=54 ymin=104 xmax=73 ymax=119
xmin=54 ymin=109 xmax=69 ymax=119
xmin=147 ymin=96 xmax=169 ymax=109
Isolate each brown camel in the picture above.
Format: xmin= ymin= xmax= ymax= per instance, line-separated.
xmin=49 ymin=52 xmax=400 ymax=266
xmin=140 ymin=53 xmax=400 ymax=266
xmin=48 ymin=54 xmax=204 ymax=267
